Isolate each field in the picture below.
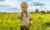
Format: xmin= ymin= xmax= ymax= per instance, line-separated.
xmin=0 ymin=12 xmax=50 ymax=30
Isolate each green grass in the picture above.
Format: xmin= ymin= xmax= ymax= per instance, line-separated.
xmin=0 ymin=13 xmax=50 ymax=30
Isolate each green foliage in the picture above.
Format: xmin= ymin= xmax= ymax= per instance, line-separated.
xmin=40 ymin=10 xmax=46 ymax=14
xmin=47 ymin=11 xmax=50 ymax=14
xmin=35 ymin=8 xmax=39 ymax=13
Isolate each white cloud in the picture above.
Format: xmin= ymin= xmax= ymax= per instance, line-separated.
xmin=0 ymin=0 xmax=19 ymax=8
xmin=33 ymin=0 xmax=38 ymax=2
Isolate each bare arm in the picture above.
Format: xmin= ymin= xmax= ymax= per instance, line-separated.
xmin=17 ymin=12 xmax=21 ymax=19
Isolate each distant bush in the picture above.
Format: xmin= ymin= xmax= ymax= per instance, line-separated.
xmin=31 ymin=12 xmax=34 ymax=14
xmin=47 ymin=11 xmax=50 ymax=14
xmin=40 ymin=10 xmax=46 ymax=14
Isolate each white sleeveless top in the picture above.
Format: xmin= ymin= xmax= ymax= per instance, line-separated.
xmin=17 ymin=12 xmax=32 ymax=26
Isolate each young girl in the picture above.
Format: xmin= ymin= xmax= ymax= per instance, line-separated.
xmin=17 ymin=2 xmax=32 ymax=30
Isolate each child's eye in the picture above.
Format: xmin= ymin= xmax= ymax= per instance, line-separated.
xmin=23 ymin=7 xmax=26 ymax=8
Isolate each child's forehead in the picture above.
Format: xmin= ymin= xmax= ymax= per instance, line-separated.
xmin=21 ymin=2 xmax=27 ymax=4
xmin=21 ymin=2 xmax=28 ymax=5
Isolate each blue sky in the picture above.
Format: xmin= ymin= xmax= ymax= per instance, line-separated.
xmin=38 ymin=0 xmax=50 ymax=6
xmin=0 ymin=0 xmax=50 ymax=12
xmin=0 ymin=0 xmax=5 ymax=2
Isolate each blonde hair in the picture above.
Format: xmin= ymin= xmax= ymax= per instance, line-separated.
xmin=21 ymin=2 xmax=28 ymax=9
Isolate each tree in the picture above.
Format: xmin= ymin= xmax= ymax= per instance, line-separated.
xmin=35 ymin=8 xmax=39 ymax=13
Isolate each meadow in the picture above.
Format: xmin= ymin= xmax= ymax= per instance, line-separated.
xmin=0 ymin=12 xmax=50 ymax=30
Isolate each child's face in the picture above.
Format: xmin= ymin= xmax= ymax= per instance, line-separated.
xmin=21 ymin=5 xmax=27 ymax=10
xmin=21 ymin=2 xmax=28 ymax=11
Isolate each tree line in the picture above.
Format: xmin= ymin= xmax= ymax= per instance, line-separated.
xmin=33 ymin=8 xmax=50 ymax=14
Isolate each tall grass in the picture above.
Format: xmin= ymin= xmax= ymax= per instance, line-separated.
xmin=0 ymin=13 xmax=50 ymax=30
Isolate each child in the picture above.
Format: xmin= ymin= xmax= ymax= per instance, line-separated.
xmin=17 ymin=2 xmax=32 ymax=30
